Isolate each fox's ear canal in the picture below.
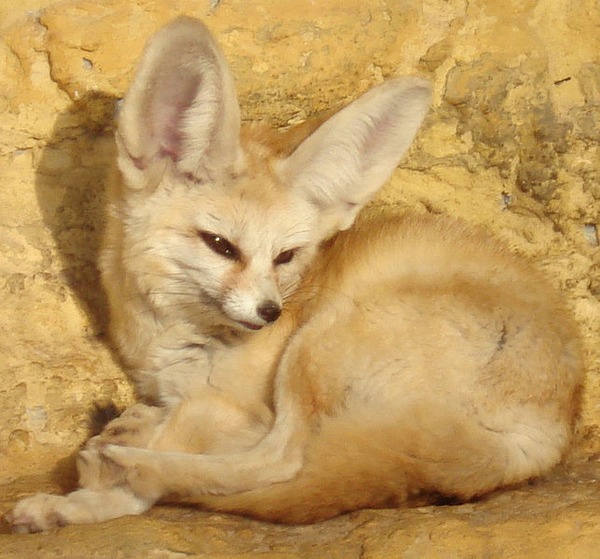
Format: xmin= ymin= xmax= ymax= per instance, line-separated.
xmin=116 ymin=17 xmax=242 ymax=189
xmin=279 ymin=77 xmax=432 ymax=232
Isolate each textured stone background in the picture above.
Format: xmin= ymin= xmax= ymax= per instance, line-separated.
xmin=0 ymin=0 xmax=598 ymax=556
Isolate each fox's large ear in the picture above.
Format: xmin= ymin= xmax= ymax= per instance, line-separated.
xmin=116 ymin=17 xmax=241 ymax=189
xmin=277 ymin=78 xmax=432 ymax=231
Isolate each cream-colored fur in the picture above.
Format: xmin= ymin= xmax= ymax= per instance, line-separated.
xmin=9 ymin=17 xmax=583 ymax=532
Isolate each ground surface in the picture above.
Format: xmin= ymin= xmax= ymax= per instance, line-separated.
xmin=1 ymin=458 xmax=598 ymax=559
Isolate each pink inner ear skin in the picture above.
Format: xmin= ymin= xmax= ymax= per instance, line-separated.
xmin=158 ymin=127 xmax=182 ymax=160
xmin=132 ymin=155 xmax=147 ymax=170
xmin=150 ymin=72 xmax=202 ymax=162
xmin=152 ymin=102 xmax=186 ymax=161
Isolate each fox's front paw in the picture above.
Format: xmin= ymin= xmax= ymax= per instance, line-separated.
xmin=7 ymin=493 xmax=72 ymax=533
xmin=87 ymin=403 xmax=163 ymax=450
xmin=101 ymin=445 xmax=166 ymax=501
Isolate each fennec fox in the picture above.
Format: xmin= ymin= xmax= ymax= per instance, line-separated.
xmin=9 ymin=17 xmax=582 ymax=532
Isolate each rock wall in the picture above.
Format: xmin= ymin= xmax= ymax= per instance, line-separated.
xmin=1 ymin=0 xmax=598 ymax=484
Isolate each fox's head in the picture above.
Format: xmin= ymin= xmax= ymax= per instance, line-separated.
xmin=109 ymin=17 xmax=431 ymax=333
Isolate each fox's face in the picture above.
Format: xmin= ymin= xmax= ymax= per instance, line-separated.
xmin=124 ymin=159 xmax=326 ymax=332
xmin=112 ymin=17 xmax=431 ymax=335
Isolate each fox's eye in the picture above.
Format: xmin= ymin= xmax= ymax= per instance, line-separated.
xmin=200 ymin=232 xmax=240 ymax=261
xmin=274 ymin=249 xmax=295 ymax=266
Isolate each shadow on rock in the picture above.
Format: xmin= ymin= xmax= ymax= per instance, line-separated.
xmin=35 ymin=91 xmax=119 ymax=338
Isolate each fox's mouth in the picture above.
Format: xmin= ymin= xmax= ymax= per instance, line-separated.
xmin=237 ymin=320 xmax=264 ymax=331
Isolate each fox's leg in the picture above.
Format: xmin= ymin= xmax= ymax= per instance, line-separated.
xmin=145 ymin=387 xmax=274 ymax=455
xmin=8 ymin=487 xmax=153 ymax=533
xmin=90 ymin=403 xmax=165 ymax=448
xmin=100 ymin=343 xmax=315 ymax=502
xmin=7 ymin=404 xmax=164 ymax=533
xmin=8 ymin=392 xmax=274 ymax=532
xmin=101 ymin=403 xmax=308 ymax=502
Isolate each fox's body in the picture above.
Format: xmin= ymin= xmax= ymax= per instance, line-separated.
xmin=9 ymin=17 xmax=582 ymax=532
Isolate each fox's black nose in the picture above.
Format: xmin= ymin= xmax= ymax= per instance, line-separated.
xmin=257 ymin=301 xmax=281 ymax=323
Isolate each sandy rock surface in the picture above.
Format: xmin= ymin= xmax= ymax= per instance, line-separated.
xmin=0 ymin=0 xmax=598 ymax=556
xmin=0 ymin=461 xmax=599 ymax=557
